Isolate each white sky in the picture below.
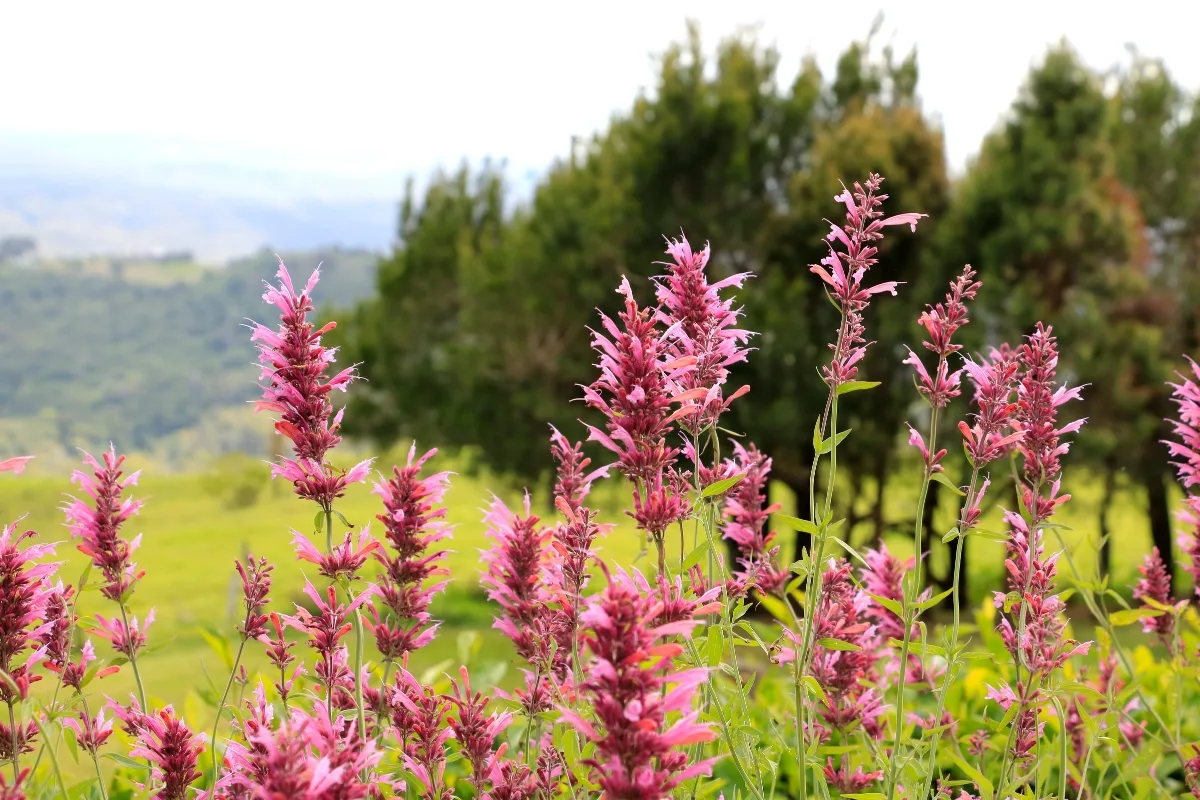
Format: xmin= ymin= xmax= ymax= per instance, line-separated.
xmin=3 ymin=1 xmax=1199 ymax=185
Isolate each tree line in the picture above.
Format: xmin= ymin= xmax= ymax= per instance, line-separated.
xmin=333 ymin=24 xmax=1200 ymax=598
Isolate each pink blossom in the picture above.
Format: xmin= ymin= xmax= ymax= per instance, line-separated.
xmin=0 ymin=457 xmax=32 ymax=474
xmin=281 ymin=581 xmax=377 ymax=708
xmin=653 ymin=233 xmax=754 ymax=431
xmin=63 ymin=447 xmax=144 ymax=602
xmin=824 ymin=756 xmax=882 ymax=794
xmin=370 ymin=444 xmax=451 ymax=665
xmin=905 ymin=423 xmax=947 ymax=472
xmin=251 ymin=261 xmax=372 ymax=509
xmin=0 ymin=521 xmax=57 ymax=703
xmin=129 ymin=708 xmax=204 ymax=799
xmin=62 ymin=707 xmax=114 ymax=754
xmin=390 ymin=667 xmax=452 ymax=800
xmin=1011 ymin=323 xmax=1086 ymax=487
xmin=720 ymin=441 xmax=787 ymax=597
xmin=1133 ymin=548 xmax=1176 ymax=640
xmin=446 ymin=666 xmax=512 ymax=796
xmin=93 ymin=609 xmax=154 ymax=661
xmin=1165 ymin=357 xmax=1200 ymax=597
xmin=234 ymin=555 xmax=272 ymax=641
xmin=293 ymin=527 xmax=380 ymax=582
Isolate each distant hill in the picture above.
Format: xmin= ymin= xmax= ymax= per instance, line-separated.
xmin=0 ymin=248 xmax=379 ymax=464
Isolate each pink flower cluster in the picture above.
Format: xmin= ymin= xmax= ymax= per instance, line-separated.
xmin=720 ymin=442 xmax=787 ymax=597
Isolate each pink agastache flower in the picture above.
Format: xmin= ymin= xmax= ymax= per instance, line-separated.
xmin=251 ymin=261 xmax=372 ymax=510
xmin=93 ymin=608 xmax=154 ymax=661
xmin=918 ymin=266 xmax=981 ymax=358
xmin=810 ymin=173 xmax=926 ymax=388
xmin=0 ymin=522 xmax=57 ymax=703
xmin=720 ymin=441 xmax=787 ymax=597
xmin=258 ymin=612 xmax=303 ymax=707
xmin=128 ymin=707 xmax=204 ymax=800
xmin=1011 ymin=323 xmax=1086 ymax=490
xmin=234 ymin=555 xmax=272 ymax=641
xmin=0 ymin=769 xmax=27 ymax=800
xmin=480 ymin=493 xmax=555 ymax=670
xmin=545 ymin=429 xmax=613 ymax=679
xmin=778 ymin=560 xmax=885 ymax=736
xmin=558 ymin=566 xmax=719 ymax=800
xmin=390 ymin=667 xmax=452 ymax=800
xmin=293 ymin=527 xmax=380 ymax=583
xmin=1165 ymin=357 xmax=1200 ymax=597
xmin=824 ymin=756 xmax=883 ymax=794
xmin=582 ymin=276 xmax=690 ymax=482
xmin=63 ymin=447 xmax=144 ymax=602
xmin=1133 ymin=548 xmax=1177 ymax=641
xmin=369 ymin=444 xmax=451 ymax=665
xmin=859 ymin=544 xmax=932 ymax=688
xmin=0 ymin=457 xmax=32 ymax=474
xmin=1186 ymin=746 xmax=1200 ymax=799
xmin=959 ymin=346 xmax=1023 ymax=467
xmin=446 ymin=666 xmax=513 ymax=797
xmin=653 ymin=234 xmax=754 ymax=431
xmin=628 ymin=471 xmax=690 ymax=542
xmin=54 ymin=639 xmax=118 ymax=693
xmin=62 ymin=707 xmax=113 ymax=755
xmin=281 ymin=581 xmax=377 ymax=708
xmin=905 ymin=424 xmax=947 ymax=473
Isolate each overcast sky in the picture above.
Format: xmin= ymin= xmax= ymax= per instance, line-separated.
xmin=3 ymin=1 xmax=1199 ymax=188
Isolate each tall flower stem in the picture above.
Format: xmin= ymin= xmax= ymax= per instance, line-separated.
xmin=80 ymin=695 xmax=109 ymax=800
xmin=117 ymin=602 xmax=148 ymax=713
xmin=886 ymin=403 xmax=941 ymax=800
xmin=325 ymin=509 xmax=368 ymax=744
xmin=209 ymin=637 xmax=247 ymax=789
xmin=6 ymin=700 xmax=17 ymax=785
xmin=31 ymin=714 xmax=68 ymax=800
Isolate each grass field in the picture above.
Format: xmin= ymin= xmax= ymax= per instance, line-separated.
xmin=0 ymin=441 xmax=1183 ymax=745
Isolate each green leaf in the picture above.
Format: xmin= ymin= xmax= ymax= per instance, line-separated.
xmin=701 ymin=474 xmax=744 ymax=498
xmin=1110 ymin=607 xmax=1164 ymax=626
xmin=835 ymin=381 xmax=881 ymax=396
xmin=817 ymin=429 xmax=851 ymax=455
xmin=62 ymin=724 xmax=79 ymax=764
xmin=775 ymin=515 xmax=818 ymax=535
xmin=829 ymin=536 xmax=866 ymax=567
xmin=966 ymin=527 xmax=1009 ymax=542
xmin=930 ymin=471 xmax=965 ymax=496
xmin=941 ymin=527 xmax=961 ymax=543
xmin=866 ymin=592 xmax=903 ymax=617
xmin=801 ymin=676 xmax=827 ymax=704
xmin=917 ymin=588 xmax=955 ymax=613
xmin=77 ymin=562 xmax=92 ymax=591
xmin=312 ymin=510 xmax=325 ymax=536
xmin=333 ymin=509 xmax=354 ymax=529
xmin=682 ymin=541 xmax=711 ymax=571
xmin=812 ymin=419 xmax=823 ymax=452
xmin=104 ymin=753 xmax=154 ymax=772
xmin=950 ymin=753 xmax=994 ymax=800
xmin=706 ymin=625 xmax=724 ymax=666
xmin=817 ymin=638 xmax=861 ymax=652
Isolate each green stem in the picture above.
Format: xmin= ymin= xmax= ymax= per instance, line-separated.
xmin=885 ymin=402 xmax=941 ymax=800
xmin=80 ymin=695 xmax=109 ymax=800
xmin=31 ymin=715 xmax=68 ymax=800
xmin=352 ymin=606 xmax=367 ymax=742
xmin=210 ymin=637 xmax=248 ymax=790
xmin=117 ymin=602 xmax=148 ymax=712
xmin=6 ymin=701 xmax=17 ymax=786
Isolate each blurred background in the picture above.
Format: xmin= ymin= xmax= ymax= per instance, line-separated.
xmin=3 ymin=0 xmax=1200 ymax=704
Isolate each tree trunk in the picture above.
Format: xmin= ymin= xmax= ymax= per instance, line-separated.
xmin=1098 ymin=463 xmax=1116 ymax=580
xmin=1145 ymin=468 xmax=1177 ymax=598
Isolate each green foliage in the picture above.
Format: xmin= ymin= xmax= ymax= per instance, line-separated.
xmin=198 ymin=453 xmax=271 ymax=510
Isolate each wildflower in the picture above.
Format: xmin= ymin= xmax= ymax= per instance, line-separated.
xmin=548 ymin=426 xmax=609 ymax=515
xmin=559 ymin=566 xmax=719 ymax=799
xmin=54 ymin=640 xmax=118 ymax=693
xmin=480 ymin=493 xmax=553 ymax=669
xmin=391 ymin=667 xmax=452 ymax=800
xmin=370 ymin=444 xmax=451 ymax=664
xmin=582 ymin=277 xmax=690 ymax=481
xmin=38 ymin=580 xmax=74 ymax=672
xmin=905 ymin=424 xmax=947 ymax=473
xmin=0 ymin=769 xmax=27 ymax=800
xmin=824 ymin=756 xmax=882 ymax=794
xmin=1010 ymin=323 xmax=1086 ymax=488
xmin=446 ymin=666 xmax=512 ymax=796
xmin=234 ymin=556 xmax=272 ymax=640
xmin=959 ymin=347 xmax=1023 ymax=467
xmin=653 ymin=234 xmax=753 ymax=431
xmin=1165 ymin=357 xmax=1200 ymax=597
xmin=258 ymin=612 xmax=302 ymax=707
xmin=0 ymin=522 xmax=58 ymax=703
xmin=628 ymin=473 xmax=690 ymax=544
xmin=1133 ymin=548 xmax=1176 ymax=640
xmin=903 ymin=267 xmax=979 ymax=408
xmin=129 ymin=707 xmax=204 ymax=800
xmin=62 ymin=707 xmax=114 ymax=754
xmin=488 ymin=759 xmax=537 ymax=800
xmin=810 ymin=174 xmax=926 ymax=388
xmin=0 ymin=457 xmax=32 ymax=474
xmin=251 ymin=261 xmax=372 ymax=510
xmin=293 ymin=527 xmax=379 ymax=582
xmin=93 ymin=610 xmax=154 ymax=660
xmin=281 ymin=581 xmax=377 ymax=707
xmin=1185 ymin=745 xmax=1200 ymax=799
xmin=721 ymin=442 xmax=786 ymax=597
xmin=64 ymin=447 xmax=144 ymax=602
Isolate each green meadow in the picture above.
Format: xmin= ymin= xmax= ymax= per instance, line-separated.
xmin=0 ymin=440 xmax=1178 ymax=739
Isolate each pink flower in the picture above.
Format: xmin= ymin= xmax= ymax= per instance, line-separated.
xmin=281 ymin=581 xmax=377 ymax=708
xmin=905 ymin=423 xmax=947 ymax=472
xmin=582 ymin=277 xmax=687 ymax=481
xmin=653 ymin=233 xmax=754 ymax=431
xmin=548 ymin=425 xmax=610 ymax=515
xmin=824 ymin=756 xmax=882 ymax=793
xmin=0 ymin=457 xmax=32 ymax=474
xmin=258 ymin=612 xmax=302 ymax=707
xmin=234 ymin=555 xmax=272 ymax=640
xmin=0 ymin=522 xmax=57 ymax=702
xmin=446 ymin=666 xmax=512 ymax=796
xmin=62 ymin=707 xmax=113 ymax=754
xmin=293 ymin=527 xmax=380 ymax=582
xmin=390 ymin=667 xmax=452 ymax=800
xmin=559 ymin=566 xmax=719 ymax=799
xmin=720 ymin=442 xmax=787 ymax=597
xmin=369 ymin=444 xmax=451 ymax=665
xmin=93 ymin=610 xmax=154 ymax=660
xmin=129 ymin=707 xmax=204 ymax=800
xmin=959 ymin=345 xmax=1023 ymax=467
xmin=810 ymin=174 xmax=925 ymax=388
xmin=63 ymin=447 xmax=144 ymax=602
xmin=1011 ymin=323 xmax=1086 ymax=488
xmin=1133 ymin=548 xmax=1175 ymax=639
xmin=1165 ymin=357 xmax=1200 ymax=597
xmin=628 ymin=472 xmax=690 ymax=541
xmin=251 ymin=261 xmax=372 ymax=509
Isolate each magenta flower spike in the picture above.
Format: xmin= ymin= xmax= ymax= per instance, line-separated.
xmin=1165 ymin=356 xmax=1200 ymax=597
xmin=250 ymin=261 xmax=372 ymax=510
xmin=720 ymin=441 xmax=787 ymax=597
xmin=128 ymin=707 xmax=204 ymax=800
xmin=0 ymin=457 xmax=32 ymax=474
xmin=0 ymin=522 xmax=58 ymax=703
xmin=63 ymin=447 xmax=144 ymax=602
